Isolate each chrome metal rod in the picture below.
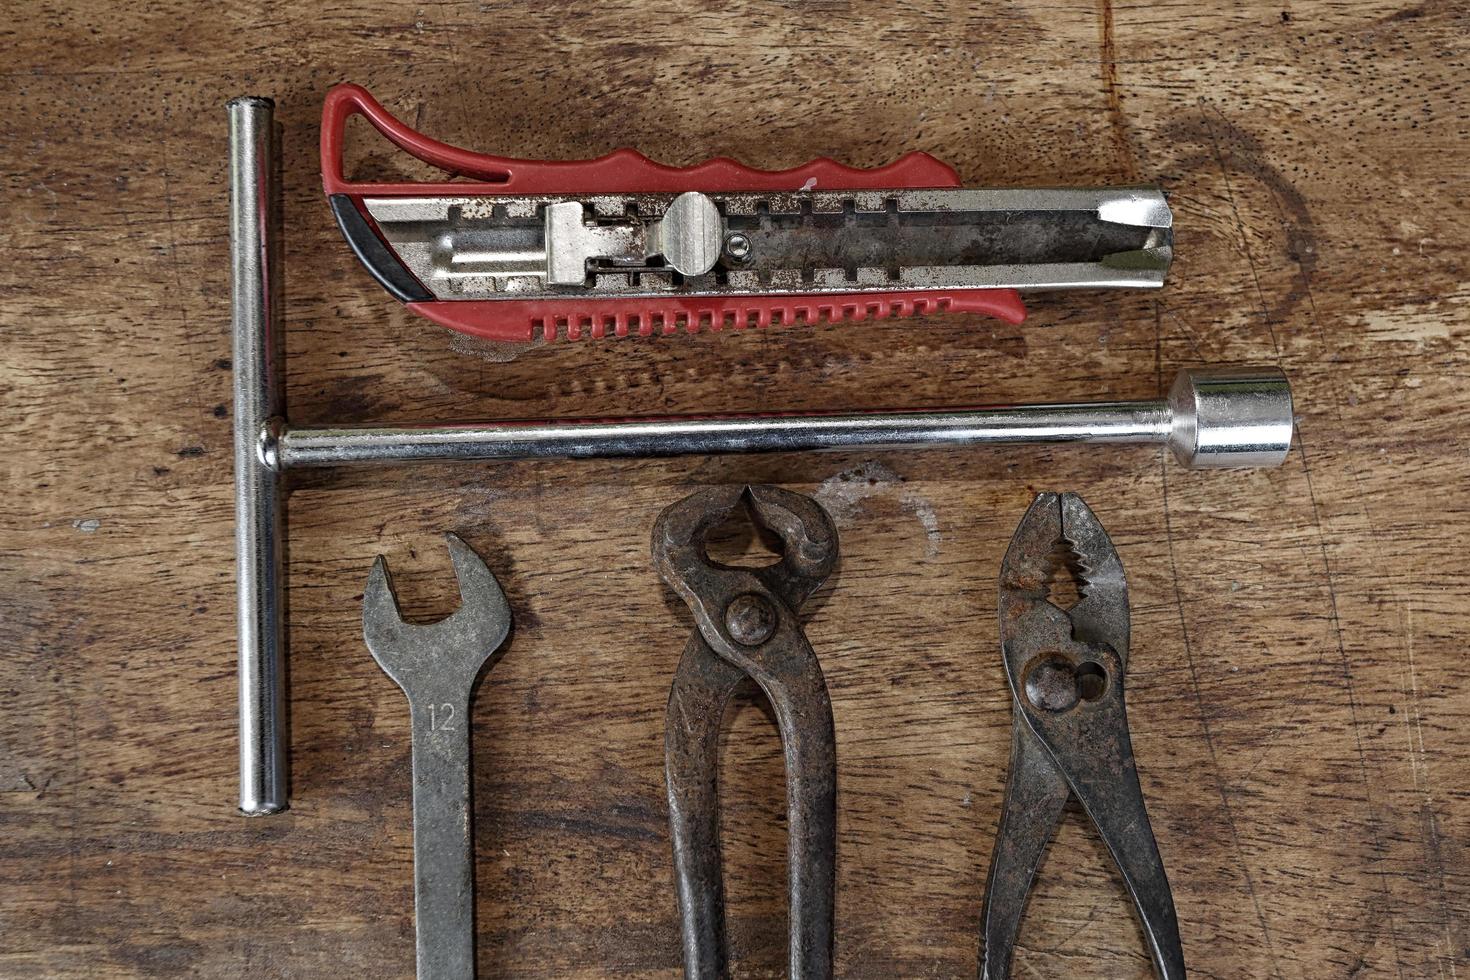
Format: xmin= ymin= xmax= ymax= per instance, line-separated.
xmin=279 ymin=404 xmax=1169 ymax=466
xmin=275 ymin=367 xmax=1293 ymax=470
xmin=230 ymin=96 xmax=287 ymax=816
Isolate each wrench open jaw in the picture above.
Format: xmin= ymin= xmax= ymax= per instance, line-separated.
xmin=980 ymin=493 xmax=1184 ymax=979
xmin=362 ymin=533 xmax=513 ymax=980
xmin=653 ymin=485 xmax=839 ymax=980
xmin=363 ymin=532 xmax=513 ymax=684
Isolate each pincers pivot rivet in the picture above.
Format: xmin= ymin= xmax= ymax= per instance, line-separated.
xmin=724 ymin=593 xmax=776 ymax=646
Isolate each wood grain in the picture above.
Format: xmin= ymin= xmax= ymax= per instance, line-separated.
xmin=2 ymin=0 xmax=1467 ymax=976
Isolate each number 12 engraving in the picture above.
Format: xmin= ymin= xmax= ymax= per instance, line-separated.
xmin=425 ymin=703 xmax=455 ymax=731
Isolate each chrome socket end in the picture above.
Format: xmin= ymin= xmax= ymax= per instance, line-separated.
xmin=1168 ymin=367 xmax=1295 ymax=469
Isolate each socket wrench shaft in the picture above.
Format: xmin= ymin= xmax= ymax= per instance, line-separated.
xmin=274 ymin=367 xmax=1293 ymax=470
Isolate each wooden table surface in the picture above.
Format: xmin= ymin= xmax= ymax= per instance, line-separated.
xmin=4 ymin=1 xmax=1467 ymax=976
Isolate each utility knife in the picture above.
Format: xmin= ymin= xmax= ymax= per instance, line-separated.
xmin=322 ymin=84 xmax=1172 ymax=350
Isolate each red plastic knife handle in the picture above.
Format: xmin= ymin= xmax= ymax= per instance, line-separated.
xmin=322 ymin=84 xmax=1026 ymax=343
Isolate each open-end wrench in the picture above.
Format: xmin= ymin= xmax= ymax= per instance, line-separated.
xmin=363 ymin=533 xmax=513 ymax=980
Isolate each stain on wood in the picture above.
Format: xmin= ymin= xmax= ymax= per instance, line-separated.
xmin=1 ymin=1 xmax=1467 ymax=977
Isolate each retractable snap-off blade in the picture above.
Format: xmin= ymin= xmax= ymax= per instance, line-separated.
xmin=321 ymin=85 xmax=1173 ymax=349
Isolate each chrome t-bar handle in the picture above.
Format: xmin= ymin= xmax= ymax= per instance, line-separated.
xmin=229 ymin=96 xmax=286 ymax=816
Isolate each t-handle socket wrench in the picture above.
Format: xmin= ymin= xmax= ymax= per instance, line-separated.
xmin=229 ymin=93 xmax=1294 ymax=815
